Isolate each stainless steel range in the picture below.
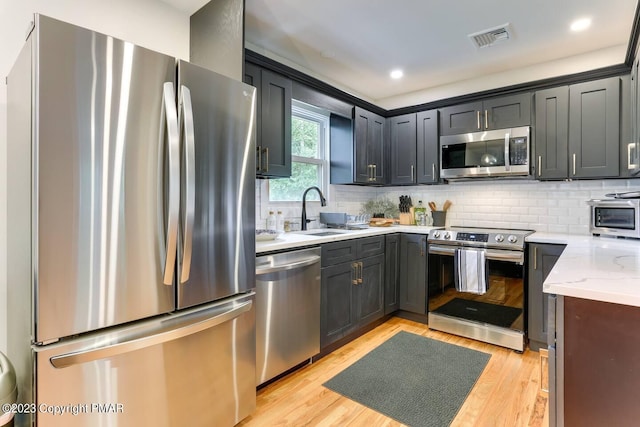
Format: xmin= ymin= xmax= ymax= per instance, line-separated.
xmin=427 ymin=227 xmax=533 ymax=351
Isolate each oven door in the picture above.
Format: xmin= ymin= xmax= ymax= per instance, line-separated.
xmin=440 ymin=126 xmax=530 ymax=179
xmin=427 ymin=244 xmax=526 ymax=350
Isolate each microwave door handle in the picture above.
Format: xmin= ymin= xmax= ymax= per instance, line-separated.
xmin=587 ymin=200 xmax=637 ymax=207
xmin=504 ymin=131 xmax=511 ymax=171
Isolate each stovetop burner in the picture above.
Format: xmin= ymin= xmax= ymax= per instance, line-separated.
xmin=427 ymin=226 xmax=533 ymax=250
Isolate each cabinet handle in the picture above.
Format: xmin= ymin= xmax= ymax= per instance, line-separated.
xmin=358 ymin=261 xmax=363 ymax=284
xmin=352 ymin=263 xmax=358 ymax=285
xmin=256 ymin=146 xmax=262 ymax=172
xmin=368 ymin=164 xmax=374 ymax=182
xmin=538 ymin=155 xmax=542 ymax=177
xmin=411 ymin=164 xmax=415 ymax=182
xmin=432 ymin=163 xmax=436 ymax=180
xmin=263 ymin=147 xmax=269 ymax=172
xmin=572 ymin=153 xmax=576 ymax=176
xmin=477 ymin=111 xmax=481 ymax=130
xmin=421 ymin=237 xmax=426 ymax=257
xmin=373 ymin=164 xmax=377 ymax=182
xmin=485 ymin=109 xmax=489 ymax=129
xmin=533 ymin=246 xmax=538 ymax=270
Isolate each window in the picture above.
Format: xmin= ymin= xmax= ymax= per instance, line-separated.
xmin=268 ymin=101 xmax=329 ymax=201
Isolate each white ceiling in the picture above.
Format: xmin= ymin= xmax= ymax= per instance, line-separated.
xmin=166 ymin=0 xmax=638 ymax=107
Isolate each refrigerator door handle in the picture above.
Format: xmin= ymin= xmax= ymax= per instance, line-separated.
xmin=162 ymin=82 xmax=180 ymax=285
xmin=179 ymin=85 xmax=196 ymax=284
xmin=49 ymin=299 xmax=253 ymax=369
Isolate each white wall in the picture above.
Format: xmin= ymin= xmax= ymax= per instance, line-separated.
xmin=0 ymin=0 xmax=190 ymax=353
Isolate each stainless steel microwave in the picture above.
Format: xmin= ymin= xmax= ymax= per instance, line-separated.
xmin=588 ymin=198 xmax=640 ymax=239
xmin=440 ymin=126 xmax=530 ymax=179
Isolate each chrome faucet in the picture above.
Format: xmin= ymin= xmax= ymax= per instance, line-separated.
xmin=301 ymin=186 xmax=327 ymax=230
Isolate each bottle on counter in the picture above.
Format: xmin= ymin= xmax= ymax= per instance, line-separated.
xmin=276 ymin=211 xmax=285 ymax=232
xmin=266 ymin=211 xmax=276 ymax=231
xmin=414 ymin=200 xmax=427 ymax=226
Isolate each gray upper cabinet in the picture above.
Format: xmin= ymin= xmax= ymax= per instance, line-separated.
xmin=534 ymin=86 xmax=569 ymax=179
xmin=389 ymin=113 xmax=417 ymax=185
xmin=243 ymin=63 xmax=292 ymax=177
xmin=568 ymin=77 xmax=620 ymax=178
xmin=389 ymin=110 xmax=439 ymax=185
xmin=354 ymin=107 xmax=387 ymax=184
xmin=416 ymin=110 xmax=439 ymax=184
xmin=439 ymin=93 xmax=531 ymax=135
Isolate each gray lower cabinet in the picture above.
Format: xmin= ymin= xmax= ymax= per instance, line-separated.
xmin=527 ymin=243 xmax=565 ymax=350
xmin=320 ymin=237 xmax=385 ymax=348
xmin=399 ymin=234 xmax=428 ymax=315
xmin=384 ymin=234 xmax=400 ymax=314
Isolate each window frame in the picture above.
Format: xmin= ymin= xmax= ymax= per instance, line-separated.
xmin=266 ymin=100 xmax=330 ymax=203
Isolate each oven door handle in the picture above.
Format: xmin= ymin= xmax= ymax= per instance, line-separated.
xmin=428 ymin=245 xmax=524 ymax=263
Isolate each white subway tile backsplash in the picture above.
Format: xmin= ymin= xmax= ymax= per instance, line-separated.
xmin=256 ymin=178 xmax=640 ymax=236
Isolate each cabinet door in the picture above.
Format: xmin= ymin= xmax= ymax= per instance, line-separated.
xmin=620 ymin=74 xmax=635 ymax=177
xmin=527 ymin=243 xmax=565 ymax=350
xmin=534 ymin=87 xmax=569 ymax=179
xmin=384 ymin=234 xmax=400 ymax=314
xmin=357 ymin=254 xmax=385 ymax=327
xmin=439 ymin=101 xmax=483 ymax=135
xmin=353 ymin=107 xmax=386 ymax=184
xmin=259 ymin=69 xmax=292 ymax=177
xmin=244 ymin=63 xmax=262 ymax=175
xmin=416 ymin=110 xmax=439 ymax=184
xmin=569 ymin=77 xmax=620 ymax=178
xmin=322 ymin=240 xmax=357 ymax=267
xmin=356 ymin=235 xmax=385 ymax=259
xmin=399 ymin=234 xmax=427 ymax=314
xmin=389 ymin=113 xmax=417 ymax=184
xmin=320 ymin=263 xmax=358 ymax=348
xmin=483 ymin=93 xmax=531 ymax=130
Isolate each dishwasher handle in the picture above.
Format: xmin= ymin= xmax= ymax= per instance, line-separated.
xmin=256 ymin=255 xmax=321 ymax=275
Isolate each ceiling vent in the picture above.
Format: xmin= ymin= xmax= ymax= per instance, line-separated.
xmin=468 ymin=23 xmax=512 ymax=49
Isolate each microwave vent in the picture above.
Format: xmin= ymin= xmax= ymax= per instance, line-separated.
xmin=469 ymin=24 xmax=512 ymax=48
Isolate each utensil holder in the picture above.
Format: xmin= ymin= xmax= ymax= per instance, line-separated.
xmin=432 ymin=211 xmax=446 ymax=227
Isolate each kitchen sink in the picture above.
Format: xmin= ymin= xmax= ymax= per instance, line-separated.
xmin=293 ymin=229 xmax=354 ymax=237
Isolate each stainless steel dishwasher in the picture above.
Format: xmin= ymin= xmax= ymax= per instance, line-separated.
xmin=255 ymin=247 xmax=321 ymax=386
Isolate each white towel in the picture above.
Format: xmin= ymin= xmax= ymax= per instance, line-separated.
xmin=454 ymin=248 xmax=488 ymax=295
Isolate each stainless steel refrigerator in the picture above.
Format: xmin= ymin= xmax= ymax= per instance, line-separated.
xmin=6 ymin=15 xmax=257 ymax=426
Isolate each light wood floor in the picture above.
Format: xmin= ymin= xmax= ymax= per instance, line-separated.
xmin=239 ymin=317 xmax=548 ymax=427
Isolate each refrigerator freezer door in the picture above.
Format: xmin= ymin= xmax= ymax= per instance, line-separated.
xmin=34 ymin=16 xmax=176 ymax=343
xmin=176 ymin=60 xmax=257 ymax=308
xmin=34 ymin=293 xmax=256 ymax=427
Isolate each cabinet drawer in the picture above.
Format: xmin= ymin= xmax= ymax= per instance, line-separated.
xmin=356 ymin=236 xmax=385 ymax=258
xmin=322 ymin=240 xmax=357 ymax=266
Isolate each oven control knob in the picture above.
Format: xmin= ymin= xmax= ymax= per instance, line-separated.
xmin=508 ymin=235 xmax=518 ymax=243
xmin=495 ymin=234 xmax=505 ymax=242
xmin=433 ymin=231 xmax=441 ymax=239
xmin=443 ymin=232 xmax=451 ymax=240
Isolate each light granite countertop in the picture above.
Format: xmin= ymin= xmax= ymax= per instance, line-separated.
xmin=526 ymin=232 xmax=640 ymax=307
xmin=256 ymin=225 xmax=439 ymax=254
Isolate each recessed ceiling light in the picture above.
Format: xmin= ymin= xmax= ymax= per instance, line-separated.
xmin=570 ymin=18 xmax=591 ymax=32
xmin=390 ymin=69 xmax=404 ymax=79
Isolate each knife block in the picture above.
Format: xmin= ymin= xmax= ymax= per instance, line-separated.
xmin=399 ymin=208 xmax=415 ymax=225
